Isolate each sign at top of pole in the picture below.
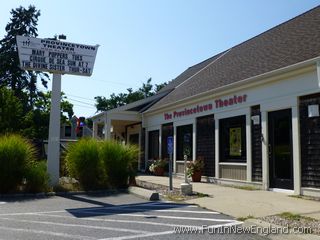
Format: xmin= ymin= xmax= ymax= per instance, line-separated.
xmin=16 ymin=35 xmax=99 ymax=76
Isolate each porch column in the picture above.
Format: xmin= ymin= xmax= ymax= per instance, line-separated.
xmin=138 ymin=128 xmax=142 ymax=171
xmin=215 ymin=118 xmax=219 ymax=178
xmin=104 ymin=117 xmax=111 ymax=140
xmin=92 ymin=121 xmax=97 ymax=138
xmin=261 ymin=110 xmax=269 ymax=190
xmin=159 ymin=127 xmax=162 ymax=160
xmin=145 ymin=129 xmax=149 ymax=170
xmin=292 ymin=106 xmax=301 ymax=195
xmin=246 ymin=113 xmax=252 ymax=182
xmin=192 ymin=120 xmax=196 ymax=160
xmin=173 ymin=125 xmax=177 ymax=173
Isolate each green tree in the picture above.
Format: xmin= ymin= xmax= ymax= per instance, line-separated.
xmin=95 ymin=78 xmax=167 ymax=112
xmin=0 ymin=5 xmax=49 ymax=112
xmin=22 ymin=91 xmax=74 ymax=139
xmin=0 ymin=87 xmax=23 ymax=134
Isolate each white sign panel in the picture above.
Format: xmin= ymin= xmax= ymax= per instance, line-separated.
xmin=16 ymin=35 xmax=99 ymax=76
xmin=308 ymin=104 xmax=319 ymax=118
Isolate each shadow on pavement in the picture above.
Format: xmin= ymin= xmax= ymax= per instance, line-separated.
xmin=63 ymin=194 xmax=190 ymax=218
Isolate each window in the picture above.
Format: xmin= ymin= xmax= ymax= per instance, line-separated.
xmin=161 ymin=123 xmax=173 ymax=159
xmin=219 ymin=116 xmax=246 ymax=162
xmin=64 ymin=126 xmax=71 ymax=137
xmin=148 ymin=130 xmax=159 ymax=160
xmin=177 ymin=124 xmax=193 ymax=160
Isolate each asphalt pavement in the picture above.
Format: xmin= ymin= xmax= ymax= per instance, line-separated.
xmin=0 ymin=193 xmax=268 ymax=240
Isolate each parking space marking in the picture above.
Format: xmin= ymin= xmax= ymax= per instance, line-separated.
xmin=140 ymin=203 xmax=198 ymax=208
xmin=78 ymin=210 xmax=236 ymax=222
xmin=0 ymin=225 xmax=95 ymax=240
xmin=33 ymin=212 xmax=222 ymax=229
xmin=0 ymin=202 xmax=197 ymax=217
xmin=0 ymin=217 xmax=150 ymax=234
xmin=0 ymin=209 xmax=64 ymax=216
xmin=98 ymin=221 xmax=245 ymax=240
xmin=0 ymin=202 xmax=6 ymax=204
xmin=128 ymin=209 xmax=219 ymax=214
xmin=98 ymin=230 xmax=175 ymax=240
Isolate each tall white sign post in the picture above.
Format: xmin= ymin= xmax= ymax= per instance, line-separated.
xmin=16 ymin=36 xmax=99 ymax=186
xmin=47 ymin=73 xmax=62 ymax=186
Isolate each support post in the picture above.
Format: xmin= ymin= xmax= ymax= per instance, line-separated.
xmin=292 ymin=106 xmax=301 ymax=195
xmin=47 ymin=73 xmax=62 ymax=186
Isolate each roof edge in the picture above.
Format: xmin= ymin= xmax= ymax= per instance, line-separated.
xmin=143 ymin=56 xmax=320 ymax=115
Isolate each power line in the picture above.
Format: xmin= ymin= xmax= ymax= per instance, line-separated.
xmin=65 ymin=93 xmax=96 ymax=102
xmin=68 ymin=98 xmax=95 ymax=106
xmin=37 ymin=87 xmax=96 ymax=103
xmin=72 ymin=103 xmax=96 ymax=109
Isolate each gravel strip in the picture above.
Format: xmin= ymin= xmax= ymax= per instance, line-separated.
xmin=261 ymin=215 xmax=320 ymax=235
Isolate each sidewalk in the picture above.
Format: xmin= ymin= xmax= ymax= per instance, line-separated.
xmin=136 ymin=175 xmax=320 ymax=220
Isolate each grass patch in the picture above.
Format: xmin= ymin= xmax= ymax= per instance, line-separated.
xmin=278 ymin=212 xmax=315 ymax=222
xmin=195 ymin=192 xmax=209 ymax=198
xmin=289 ymin=195 xmax=320 ymax=202
xmin=164 ymin=194 xmax=185 ymax=202
xmin=225 ymin=185 xmax=260 ymax=191
xmin=237 ymin=215 xmax=255 ymax=221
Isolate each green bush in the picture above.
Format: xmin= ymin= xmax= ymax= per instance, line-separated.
xmin=25 ymin=161 xmax=49 ymax=193
xmin=0 ymin=134 xmax=36 ymax=193
xmin=65 ymin=138 xmax=106 ymax=190
xmin=65 ymin=139 xmax=138 ymax=190
xmin=100 ymin=141 xmax=138 ymax=188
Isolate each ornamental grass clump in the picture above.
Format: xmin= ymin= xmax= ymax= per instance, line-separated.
xmin=0 ymin=134 xmax=36 ymax=193
xmin=65 ymin=138 xmax=107 ymax=190
xmin=100 ymin=141 xmax=138 ymax=188
xmin=25 ymin=160 xmax=49 ymax=193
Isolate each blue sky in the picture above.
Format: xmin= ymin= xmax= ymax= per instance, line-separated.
xmin=1 ymin=0 xmax=320 ymax=117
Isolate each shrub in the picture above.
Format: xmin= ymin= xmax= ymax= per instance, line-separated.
xmin=0 ymin=134 xmax=36 ymax=193
xmin=100 ymin=141 xmax=138 ymax=188
xmin=25 ymin=161 xmax=49 ymax=193
xmin=65 ymin=138 xmax=106 ymax=190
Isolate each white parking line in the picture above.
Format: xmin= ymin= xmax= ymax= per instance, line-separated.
xmin=135 ymin=209 xmax=219 ymax=214
xmin=0 ymin=225 xmax=95 ymax=240
xmin=98 ymin=221 xmax=244 ymax=240
xmin=0 ymin=203 xmax=197 ymax=217
xmin=33 ymin=212 xmax=220 ymax=228
xmin=98 ymin=230 xmax=174 ymax=240
xmin=0 ymin=210 xmax=64 ymax=216
xmin=79 ymin=209 xmax=236 ymax=222
xmin=0 ymin=202 xmax=6 ymax=204
xmin=0 ymin=217 xmax=149 ymax=234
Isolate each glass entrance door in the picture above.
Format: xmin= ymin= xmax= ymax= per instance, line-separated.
xmin=268 ymin=109 xmax=293 ymax=190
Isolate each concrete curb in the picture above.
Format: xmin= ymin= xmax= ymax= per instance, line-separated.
xmin=243 ymin=218 xmax=320 ymax=240
xmin=128 ymin=186 xmax=159 ymax=201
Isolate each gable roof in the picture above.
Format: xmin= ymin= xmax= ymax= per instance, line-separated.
xmin=148 ymin=6 xmax=320 ymax=112
xmin=91 ymin=48 xmax=219 ymax=119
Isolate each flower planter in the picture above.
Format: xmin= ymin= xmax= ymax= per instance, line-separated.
xmin=191 ymin=171 xmax=202 ymax=182
xmin=154 ymin=167 xmax=165 ymax=176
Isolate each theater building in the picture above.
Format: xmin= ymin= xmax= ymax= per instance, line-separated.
xmin=91 ymin=7 xmax=320 ymax=196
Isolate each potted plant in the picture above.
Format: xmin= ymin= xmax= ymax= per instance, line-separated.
xmin=186 ymin=159 xmax=204 ymax=182
xmin=149 ymin=159 xmax=167 ymax=176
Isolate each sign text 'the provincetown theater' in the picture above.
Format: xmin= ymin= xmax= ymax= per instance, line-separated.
xmin=163 ymin=94 xmax=247 ymax=120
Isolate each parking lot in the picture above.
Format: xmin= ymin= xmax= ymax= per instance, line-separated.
xmin=0 ymin=193 xmax=267 ymax=240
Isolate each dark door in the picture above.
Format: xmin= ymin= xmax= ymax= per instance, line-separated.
xmin=268 ymin=109 xmax=293 ymax=189
xmin=129 ymin=134 xmax=139 ymax=145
